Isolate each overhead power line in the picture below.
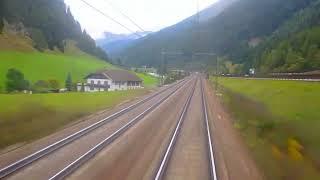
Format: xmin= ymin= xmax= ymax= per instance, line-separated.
xmin=79 ymin=0 xmax=142 ymax=37
xmin=104 ymin=1 xmax=146 ymax=33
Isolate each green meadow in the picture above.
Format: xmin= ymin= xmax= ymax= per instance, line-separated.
xmin=0 ymin=51 xmax=114 ymax=91
xmin=0 ymin=51 xmax=159 ymax=91
xmin=136 ymin=73 xmax=159 ymax=87
xmin=217 ymin=78 xmax=320 ymax=122
xmin=0 ymin=90 xmax=147 ymax=149
xmin=0 ymin=51 xmax=160 ymax=150
xmin=214 ymin=77 xmax=320 ymax=179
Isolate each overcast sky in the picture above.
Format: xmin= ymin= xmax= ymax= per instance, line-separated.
xmin=64 ymin=0 xmax=217 ymax=39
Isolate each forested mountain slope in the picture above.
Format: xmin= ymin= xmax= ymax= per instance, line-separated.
xmin=118 ymin=0 xmax=318 ymax=73
xmin=253 ymin=0 xmax=320 ymax=73
xmin=0 ymin=0 xmax=108 ymax=61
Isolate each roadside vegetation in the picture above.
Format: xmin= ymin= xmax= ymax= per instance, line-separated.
xmin=212 ymin=77 xmax=320 ymax=180
xmin=0 ymin=89 xmax=148 ymax=150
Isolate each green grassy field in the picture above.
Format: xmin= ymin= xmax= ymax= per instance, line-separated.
xmin=217 ymin=78 xmax=320 ymax=122
xmin=0 ymin=51 xmax=159 ymax=91
xmin=136 ymin=73 xmax=159 ymax=87
xmin=214 ymin=77 xmax=320 ymax=179
xmin=0 ymin=50 xmax=160 ymax=149
xmin=0 ymin=51 xmax=114 ymax=91
xmin=0 ymin=89 xmax=148 ymax=149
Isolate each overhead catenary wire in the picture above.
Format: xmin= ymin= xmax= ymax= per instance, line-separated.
xmin=103 ymin=0 xmax=146 ymax=33
xmin=79 ymin=0 xmax=143 ymax=37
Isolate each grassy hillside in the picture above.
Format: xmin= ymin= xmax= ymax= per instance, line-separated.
xmin=214 ymin=77 xmax=320 ymax=179
xmin=0 ymin=90 xmax=148 ymax=149
xmin=0 ymin=32 xmax=35 ymax=52
xmin=2 ymin=0 xmax=109 ymax=60
xmin=0 ymin=51 xmax=114 ymax=91
xmin=136 ymin=73 xmax=159 ymax=87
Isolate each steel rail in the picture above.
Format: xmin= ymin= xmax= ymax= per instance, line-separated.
xmin=0 ymin=78 xmax=188 ymax=179
xmin=201 ymin=78 xmax=218 ymax=180
xmin=48 ymin=77 xmax=195 ymax=180
xmin=154 ymin=78 xmax=197 ymax=180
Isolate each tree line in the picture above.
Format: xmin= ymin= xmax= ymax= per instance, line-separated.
xmin=251 ymin=0 xmax=320 ymax=73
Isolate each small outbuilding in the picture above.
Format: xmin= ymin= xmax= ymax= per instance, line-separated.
xmin=77 ymin=69 xmax=143 ymax=92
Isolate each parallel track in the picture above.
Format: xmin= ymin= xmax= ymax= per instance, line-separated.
xmin=0 ymin=78 xmax=189 ymax=179
xmin=48 ymin=77 xmax=195 ymax=180
xmin=154 ymin=76 xmax=218 ymax=180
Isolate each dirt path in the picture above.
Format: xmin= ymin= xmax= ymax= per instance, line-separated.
xmin=203 ymin=79 xmax=264 ymax=180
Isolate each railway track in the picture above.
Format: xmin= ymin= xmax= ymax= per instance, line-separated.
xmin=48 ymin=77 xmax=196 ymax=180
xmin=201 ymin=78 xmax=218 ymax=180
xmin=154 ymin=76 xmax=217 ymax=180
xmin=0 ymin=77 xmax=191 ymax=179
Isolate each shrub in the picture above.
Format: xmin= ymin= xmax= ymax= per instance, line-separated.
xmin=33 ymin=80 xmax=50 ymax=93
xmin=6 ymin=68 xmax=30 ymax=92
xmin=48 ymin=79 xmax=60 ymax=90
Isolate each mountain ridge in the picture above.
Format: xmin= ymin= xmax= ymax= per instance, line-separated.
xmin=116 ymin=0 xmax=317 ymax=73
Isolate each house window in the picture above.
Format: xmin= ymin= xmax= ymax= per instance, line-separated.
xmin=98 ymin=81 xmax=101 ymax=85
xmin=91 ymin=80 xmax=94 ymax=84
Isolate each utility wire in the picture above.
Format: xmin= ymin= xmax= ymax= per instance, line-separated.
xmin=79 ymin=0 xmax=143 ymax=37
xmin=104 ymin=0 xmax=146 ymax=33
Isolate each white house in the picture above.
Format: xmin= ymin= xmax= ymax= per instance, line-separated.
xmin=77 ymin=70 xmax=143 ymax=92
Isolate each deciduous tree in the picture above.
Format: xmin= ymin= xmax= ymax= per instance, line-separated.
xmin=6 ymin=68 xmax=30 ymax=92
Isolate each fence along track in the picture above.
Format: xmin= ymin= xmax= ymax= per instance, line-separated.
xmin=0 ymin=78 xmax=188 ymax=179
xmin=48 ymin=77 xmax=195 ymax=180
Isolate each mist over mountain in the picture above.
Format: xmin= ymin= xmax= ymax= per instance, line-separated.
xmin=96 ymin=31 xmax=152 ymax=56
xmin=97 ymin=0 xmax=236 ymax=58
xmin=187 ymin=0 xmax=239 ymax=23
